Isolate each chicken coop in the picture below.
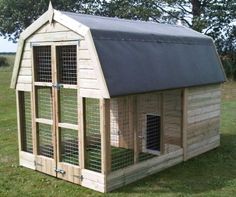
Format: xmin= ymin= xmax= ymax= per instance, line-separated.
xmin=11 ymin=4 xmax=226 ymax=192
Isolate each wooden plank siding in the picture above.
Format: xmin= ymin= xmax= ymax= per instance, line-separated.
xmin=185 ymin=84 xmax=221 ymax=160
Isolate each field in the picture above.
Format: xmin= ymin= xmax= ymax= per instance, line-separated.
xmin=0 ymin=54 xmax=236 ymax=197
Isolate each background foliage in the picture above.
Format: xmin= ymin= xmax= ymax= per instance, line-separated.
xmin=0 ymin=0 xmax=235 ymax=79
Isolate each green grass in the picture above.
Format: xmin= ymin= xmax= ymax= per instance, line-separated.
xmin=1 ymin=54 xmax=236 ymax=196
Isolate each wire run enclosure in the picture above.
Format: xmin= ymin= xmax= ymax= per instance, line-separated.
xmin=11 ymin=8 xmax=224 ymax=193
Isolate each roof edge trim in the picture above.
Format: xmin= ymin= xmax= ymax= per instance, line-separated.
xmin=10 ymin=37 xmax=25 ymax=89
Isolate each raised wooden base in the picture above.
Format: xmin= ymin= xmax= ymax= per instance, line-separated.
xmin=19 ymin=139 xmax=219 ymax=193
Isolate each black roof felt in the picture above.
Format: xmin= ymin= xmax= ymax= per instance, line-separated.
xmin=63 ymin=12 xmax=226 ymax=97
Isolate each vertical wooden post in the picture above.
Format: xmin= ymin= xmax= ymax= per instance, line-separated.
xmin=182 ymin=88 xmax=188 ymax=161
xmin=79 ymin=97 xmax=86 ymax=169
xmin=100 ymin=99 xmax=111 ymax=175
xmin=160 ymin=92 xmax=165 ymax=155
xmin=51 ymin=44 xmax=58 ymax=165
xmin=31 ymin=46 xmax=38 ymax=156
xmin=131 ymin=96 xmax=138 ymax=163
xmin=16 ymin=91 xmax=23 ymax=153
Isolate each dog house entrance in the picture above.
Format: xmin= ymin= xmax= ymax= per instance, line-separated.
xmin=33 ymin=44 xmax=80 ymax=184
xmin=144 ymin=114 xmax=161 ymax=154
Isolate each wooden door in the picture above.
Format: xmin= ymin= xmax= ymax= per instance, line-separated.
xmin=55 ymin=45 xmax=80 ymax=183
xmin=33 ymin=44 xmax=81 ymax=183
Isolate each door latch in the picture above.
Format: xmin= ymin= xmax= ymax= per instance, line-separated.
xmin=54 ymin=168 xmax=66 ymax=174
xmin=52 ymin=83 xmax=63 ymax=90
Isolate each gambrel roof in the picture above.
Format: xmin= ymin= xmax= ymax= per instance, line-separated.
xmin=11 ymin=7 xmax=226 ymax=97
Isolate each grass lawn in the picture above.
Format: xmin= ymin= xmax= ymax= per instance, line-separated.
xmin=0 ymin=55 xmax=236 ymax=196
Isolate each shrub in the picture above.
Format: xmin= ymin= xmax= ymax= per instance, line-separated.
xmin=221 ymin=54 xmax=236 ymax=81
xmin=0 ymin=56 xmax=8 ymax=67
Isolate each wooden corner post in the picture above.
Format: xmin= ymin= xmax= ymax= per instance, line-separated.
xmin=100 ymin=99 xmax=111 ymax=176
xmin=79 ymin=97 xmax=86 ymax=169
xmin=182 ymin=88 xmax=188 ymax=161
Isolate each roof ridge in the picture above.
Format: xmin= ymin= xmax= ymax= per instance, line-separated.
xmin=61 ymin=10 xmax=184 ymax=29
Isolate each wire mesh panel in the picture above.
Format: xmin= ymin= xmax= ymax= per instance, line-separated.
xmin=110 ymin=98 xmax=134 ymax=171
xmin=60 ymin=128 xmax=79 ymax=165
xmin=34 ymin=46 xmax=52 ymax=82
xmin=57 ymin=45 xmax=77 ymax=85
xmin=21 ymin=92 xmax=33 ymax=153
xmin=85 ymin=98 xmax=101 ymax=172
xmin=146 ymin=115 xmax=161 ymax=151
xmin=59 ymin=89 xmax=77 ymax=125
xmin=36 ymin=87 xmax=52 ymax=119
xmin=38 ymin=123 xmax=54 ymax=158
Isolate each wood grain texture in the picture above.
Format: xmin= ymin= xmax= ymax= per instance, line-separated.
xmin=186 ymin=84 xmax=221 ymax=159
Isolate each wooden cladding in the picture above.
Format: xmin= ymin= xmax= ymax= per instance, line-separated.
xmin=186 ymin=84 xmax=221 ymax=159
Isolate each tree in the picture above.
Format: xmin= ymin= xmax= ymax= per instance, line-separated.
xmin=0 ymin=0 xmax=103 ymax=42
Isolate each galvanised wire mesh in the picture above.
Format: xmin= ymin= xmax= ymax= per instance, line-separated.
xmin=57 ymin=45 xmax=77 ymax=85
xmin=21 ymin=92 xmax=33 ymax=153
xmin=37 ymin=87 xmax=52 ymax=120
xmin=110 ymin=97 xmax=134 ymax=171
xmin=60 ymin=128 xmax=79 ymax=165
xmin=34 ymin=46 xmax=52 ymax=82
xmin=85 ymin=98 xmax=101 ymax=172
xmin=38 ymin=123 xmax=53 ymax=158
xmin=109 ymin=92 xmax=182 ymax=172
xmin=59 ymin=89 xmax=77 ymax=125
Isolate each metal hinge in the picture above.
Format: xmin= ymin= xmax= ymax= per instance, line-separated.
xmin=73 ymin=175 xmax=83 ymax=181
xmin=54 ymin=168 xmax=66 ymax=175
xmin=138 ymin=135 xmax=145 ymax=139
xmin=52 ymin=83 xmax=63 ymax=90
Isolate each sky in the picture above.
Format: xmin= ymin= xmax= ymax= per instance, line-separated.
xmin=0 ymin=36 xmax=17 ymax=52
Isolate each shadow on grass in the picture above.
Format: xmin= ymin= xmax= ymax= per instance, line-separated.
xmin=112 ymin=133 xmax=236 ymax=195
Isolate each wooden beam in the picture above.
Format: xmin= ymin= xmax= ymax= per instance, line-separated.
xmin=10 ymin=38 xmax=25 ymax=89
xmin=100 ymin=99 xmax=111 ymax=175
xmin=131 ymin=96 xmax=139 ymax=163
xmin=54 ymin=10 xmax=89 ymax=37
xmin=51 ymin=44 xmax=58 ymax=166
xmin=182 ymin=88 xmax=188 ymax=161
xmin=79 ymin=97 xmax=86 ymax=169
xmin=160 ymin=93 xmax=165 ymax=155
xmin=16 ymin=91 xmax=23 ymax=152
xmin=31 ymin=47 xmax=38 ymax=156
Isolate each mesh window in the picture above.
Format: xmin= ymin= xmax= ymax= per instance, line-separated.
xmin=59 ymin=89 xmax=77 ymax=125
xmin=146 ymin=115 xmax=161 ymax=151
xmin=36 ymin=87 xmax=52 ymax=119
xmin=34 ymin=46 xmax=52 ymax=82
xmin=85 ymin=98 xmax=101 ymax=172
xmin=60 ymin=128 xmax=79 ymax=165
xmin=38 ymin=123 xmax=53 ymax=158
xmin=21 ymin=92 xmax=33 ymax=153
xmin=57 ymin=45 xmax=77 ymax=85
